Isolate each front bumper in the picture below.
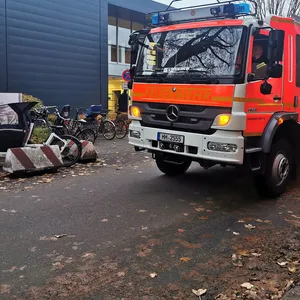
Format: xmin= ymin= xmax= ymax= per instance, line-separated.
xmin=128 ymin=121 xmax=245 ymax=165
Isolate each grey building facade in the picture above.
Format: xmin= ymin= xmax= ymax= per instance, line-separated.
xmin=0 ymin=0 xmax=166 ymax=108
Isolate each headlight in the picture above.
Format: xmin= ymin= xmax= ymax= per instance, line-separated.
xmin=129 ymin=105 xmax=141 ymax=118
xmin=212 ymin=114 xmax=231 ymax=127
xmin=207 ymin=142 xmax=237 ymax=153
xmin=130 ymin=130 xmax=141 ymax=139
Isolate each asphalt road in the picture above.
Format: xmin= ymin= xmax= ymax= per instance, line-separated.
xmin=0 ymin=138 xmax=300 ymax=299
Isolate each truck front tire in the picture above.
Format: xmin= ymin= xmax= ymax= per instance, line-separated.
xmin=155 ymin=153 xmax=191 ymax=176
xmin=254 ymin=139 xmax=291 ymax=198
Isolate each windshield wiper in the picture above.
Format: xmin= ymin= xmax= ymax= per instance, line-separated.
xmin=135 ymin=72 xmax=167 ymax=83
xmin=150 ymin=72 xmax=167 ymax=82
xmin=185 ymin=70 xmax=220 ymax=84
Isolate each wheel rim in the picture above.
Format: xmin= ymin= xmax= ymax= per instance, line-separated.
xmin=103 ymin=122 xmax=115 ymax=139
xmin=272 ymin=152 xmax=290 ymax=186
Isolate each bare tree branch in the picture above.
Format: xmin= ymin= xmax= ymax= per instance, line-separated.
xmin=253 ymin=0 xmax=300 ymax=18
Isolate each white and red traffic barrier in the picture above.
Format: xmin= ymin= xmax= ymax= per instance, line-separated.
xmin=67 ymin=140 xmax=97 ymax=163
xmin=79 ymin=140 xmax=97 ymax=162
xmin=3 ymin=145 xmax=63 ymax=174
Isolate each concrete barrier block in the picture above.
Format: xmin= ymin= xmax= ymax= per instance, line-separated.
xmin=3 ymin=145 xmax=63 ymax=174
xmin=79 ymin=140 xmax=97 ymax=162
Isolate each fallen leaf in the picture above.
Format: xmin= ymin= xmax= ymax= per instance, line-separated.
xmin=199 ymin=216 xmax=208 ymax=220
xmin=215 ymin=294 xmax=230 ymax=300
xmin=0 ymin=284 xmax=11 ymax=294
xmin=101 ymin=219 xmax=109 ymax=222
xmin=237 ymin=249 xmax=249 ymax=257
xmin=255 ymin=219 xmax=264 ymax=223
xmin=183 ymin=213 xmax=189 ymax=217
xmin=82 ymin=252 xmax=96 ymax=259
xmin=233 ymin=232 xmax=240 ymax=236
xmin=189 ymin=202 xmax=198 ymax=206
xmin=232 ymin=254 xmax=243 ymax=267
xmin=245 ymin=224 xmax=256 ymax=230
xmin=277 ymin=261 xmax=288 ymax=267
xmin=288 ymin=266 xmax=296 ymax=273
xmin=192 ymin=288 xmax=207 ymax=297
xmin=138 ymin=210 xmax=147 ymax=213
xmin=251 ymin=253 xmax=261 ymax=257
xmin=291 ymin=215 xmax=300 ymax=219
xmin=117 ymin=271 xmax=126 ymax=277
xmin=205 ymin=200 xmax=214 ymax=204
xmin=54 ymin=234 xmax=68 ymax=238
xmin=1 ymin=209 xmax=17 ymax=213
xmin=287 ymin=211 xmax=294 ymax=214
xmin=241 ymin=282 xmax=254 ymax=289
xmin=195 ymin=207 xmax=205 ymax=212
xmin=150 ymin=272 xmax=157 ymax=278
xmin=142 ymin=226 xmax=148 ymax=231
xmin=233 ymin=261 xmax=243 ymax=267
xmin=206 ymin=209 xmax=212 ymax=213
xmin=237 ymin=220 xmax=245 ymax=223
xmin=180 ymin=257 xmax=192 ymax=262
xmin=43 ymin=178 xmax=53 ymax=183
xmin=174 ymin=239 xmax=201 ymax=249
xmin=39 ymin=236 xmax=58 ymax=241
xmin=232 ymin=254 xmax=239 ymax=261
xmin=178 ymin=229 xmax=185 ymax=233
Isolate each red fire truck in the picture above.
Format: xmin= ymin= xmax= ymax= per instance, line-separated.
xmin=127 ymin=0 xmax=300 ymax=198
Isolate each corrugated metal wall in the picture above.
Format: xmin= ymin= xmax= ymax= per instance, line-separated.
xmin=2 ymin=0 xmax=105 ymax=108
xmin=0 ymin=0 xmax=7 ymax=92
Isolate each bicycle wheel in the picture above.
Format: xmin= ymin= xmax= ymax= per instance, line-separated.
xmin=102 ymin=120 xmax=116 ymax=140
xmin=75 ymin=128 xmax=97 ymax=143
xmin=50 ymin=135 xmax=82 ymax=167
xmin=115 ymin=119 xmax=128 ymax=139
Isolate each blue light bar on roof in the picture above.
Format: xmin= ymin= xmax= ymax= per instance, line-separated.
xmin=232 ymin=3 xmax=251 ymax=14
xmin=151 ymin=2 xmax=251 ymax=25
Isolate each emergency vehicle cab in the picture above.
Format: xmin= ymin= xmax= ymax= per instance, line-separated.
xmin=127 ymin=0 xmax=300 ymax=198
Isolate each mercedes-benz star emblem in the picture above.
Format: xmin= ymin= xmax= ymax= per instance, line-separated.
xmin=166 ymin=105 xmax=179 ymax=122
xmin=172 ymin=87 xmax=176 ymax=92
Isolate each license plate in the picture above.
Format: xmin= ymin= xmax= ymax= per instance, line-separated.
xmin=158 ymin=132 xmax=184 ymax=144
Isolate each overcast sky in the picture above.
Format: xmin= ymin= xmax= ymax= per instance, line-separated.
xmin=154 ymin=0 xmax=214 ymax=7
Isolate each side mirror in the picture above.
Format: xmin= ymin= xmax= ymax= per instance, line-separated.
xmin=260 ymin=81 xmax=272 ymax=95
xmin=267 ymin=30 xmax=284 ymax=62
xmin=128 ymin=32 xmax=139 ymax=46
xmin=267 ymin=63 xmax=282 ymax=78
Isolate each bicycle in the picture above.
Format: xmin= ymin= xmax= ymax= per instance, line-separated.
xmin=74 ymin=107 xmax=116 ymax=141
xmin=54 ymin=107 xmax=96 ymax=143
xmin=30 ymin=106 xmax=68 ymax=136
xmin=31 ymin=106 xmax=96 ymax=144
xmin=111 ymin=111 xmax=128 ymax=139
xmin=28 ymin=107 xmax=82 ymax=167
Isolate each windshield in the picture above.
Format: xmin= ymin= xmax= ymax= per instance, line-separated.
xmin=136 ymin=26 xmax=246 ymax=83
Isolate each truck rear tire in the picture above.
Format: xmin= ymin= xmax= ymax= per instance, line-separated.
xmin=155 ymin=153 xmax=191 ymax=176
xmin=254 ymin=139 xmax=291 ymax=198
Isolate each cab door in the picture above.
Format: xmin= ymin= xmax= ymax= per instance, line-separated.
xmin=243 ymin=34 xmax=283 ymax=137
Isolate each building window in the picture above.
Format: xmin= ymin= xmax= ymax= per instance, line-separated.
xmin=296 ymin=35 xmax=300 ymax=87
xmin=118 ymin=19 xmax=131 ymax=64
xmin=110 ymin=45 xmax=118 ymax=63
xmin=108 ymin=14 xmax=146 ymax=65
xmin=108 ymin=16 xmax=117 ymax=63
xmin=132 ymin=22 xmax=144 ymax=31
